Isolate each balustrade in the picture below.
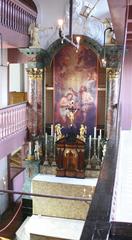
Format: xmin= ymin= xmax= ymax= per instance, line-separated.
xmin=0 ymin=102 xmax=27 ymax=142
xmin=0 ymin=0 xmax=37 ymax=35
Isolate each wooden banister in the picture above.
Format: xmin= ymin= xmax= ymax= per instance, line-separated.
xmin=0 ymin=0 xmax=37 ymax=35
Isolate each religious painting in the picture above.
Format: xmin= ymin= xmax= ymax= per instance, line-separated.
xmin=54 ymin=45 xmax=98 ymax=136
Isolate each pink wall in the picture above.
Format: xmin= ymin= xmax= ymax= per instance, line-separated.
xmin=120 ymin=46 xmax=132 ymax=129
xmin=12 ymin=169 xmax=25 ymax=202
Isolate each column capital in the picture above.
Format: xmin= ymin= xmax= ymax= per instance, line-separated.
xmin=19 ymin=48 xmax=50 ymax=67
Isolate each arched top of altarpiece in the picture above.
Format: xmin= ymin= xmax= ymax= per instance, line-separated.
xmin=47 ymin=35 xmax=103 ymax=66
xmin=19 ymin=36 xmax=122 ymax=68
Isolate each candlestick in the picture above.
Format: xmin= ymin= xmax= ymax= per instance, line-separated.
xmin=99 ymin=129 xmax=102 ymax=139
xmin=45 ymin=133 xmax=47 ymax=145
xmin=97 ymin=135 xmax=101 ymax=160
xmin=94 ymin=127 xmax=96 ymax=139
xmin=89 ymin=135 xmax=92 ymax=162
xmin=51 ymin=124 xmax=53 ymax=136
xmin=98 ymin=135 xmax=101 ymax=148
xmin=89 ymin=135 xmax=91 ymax=150
xmin=93 ymin=129 xmax=97 ymax=156
xmin=52 ymin=133 xmax=57 ymax=167
xmin=86 ymin=135 xmax=92 ymax=169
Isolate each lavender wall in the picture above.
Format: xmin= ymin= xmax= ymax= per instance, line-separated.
xmin=12 ymin=169 xmax=25 ymax=202
xmin=0 ymin=157 xmax=8 ymax=215
xmin=120 ymin=46 xmax=132 ymax=130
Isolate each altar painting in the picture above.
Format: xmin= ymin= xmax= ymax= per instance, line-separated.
xmin=54 ymin=45 xmax=98 ymax=135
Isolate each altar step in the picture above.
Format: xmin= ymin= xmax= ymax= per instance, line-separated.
xmin=16 ymin=215 xmax=85 ymax=240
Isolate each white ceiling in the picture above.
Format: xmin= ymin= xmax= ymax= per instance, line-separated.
xmin=33 ymin=0 xmax=111 ymax=48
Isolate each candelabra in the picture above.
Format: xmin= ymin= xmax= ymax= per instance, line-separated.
xmin=101 ymin=27 xmax=113 ymax=67
xmin=87 ymin=127 xmax=103 ymax=169
xmin=58 ymin=19 xmax=80 ymax=51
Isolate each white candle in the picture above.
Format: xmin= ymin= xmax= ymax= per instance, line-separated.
xmin=51 ymin=124 xmax=53 ymax=136
xmin=45 ymin=133 xmax=47 ymax=145
xmin=29 ymin=142 xmax=32 ymax=155
xmin=99 ymin=129 xmax=102 ymax=139
xmin=94 ymin=127 xmax=96 ymax=139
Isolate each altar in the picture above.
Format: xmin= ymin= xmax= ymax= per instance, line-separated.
xmin=31 ymin=174 xmax=97 ymax=220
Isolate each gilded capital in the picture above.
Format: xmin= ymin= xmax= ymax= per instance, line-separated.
xmin=26 ymin=68 xmax=43 ymax=80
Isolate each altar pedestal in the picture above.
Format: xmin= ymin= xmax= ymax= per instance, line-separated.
xmin=32 ymin=174 xmax=97 ymax=220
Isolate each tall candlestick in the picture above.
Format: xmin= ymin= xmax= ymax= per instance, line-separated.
xmin=97 ymin=135 xmax=101 ymax=167
xmin=94 ymin=127 xmax=96 ymax=139
xmin=89 ymin=135 xmax=91 ymax=150
xmin=51 ymin=124 xmax=53 ymax=136
xmin=98 ymin=135 xmax=101 ymax=156
xmin=88 ymin=135 xmax=92 ymax=162
xmin=45 ymin=133 xmax=47 ymax=145
xmin=99 ymin=129 xmax=102 ymax=139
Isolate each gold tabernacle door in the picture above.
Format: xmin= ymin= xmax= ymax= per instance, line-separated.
xmin=56 ymin=137 xmax=85 ymax=178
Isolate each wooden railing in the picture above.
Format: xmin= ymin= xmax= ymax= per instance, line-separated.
xmin=80 ymin=108 xmax=120 ymax=240
xmin=0 ymin=0 xmax=37 ymax=35
xmin=0 ymin=102 xmax=27 ymax=142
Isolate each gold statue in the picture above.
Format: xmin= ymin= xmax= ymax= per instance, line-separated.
xmin=67 ymin=111 xmax=76 ymax=126
xmin=55 ymin=124 xmax=63 ymax=141
xmin=78 ymin=124 xmax=87 ymax=142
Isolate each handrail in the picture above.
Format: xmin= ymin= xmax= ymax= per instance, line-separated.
xmin=0 ymin=102 xmax=27 ymax=141
xmin=0 ymin=0 xmax=37 ymax=35
xmin=1 ymin=101 xmax=27 ymax=110
xmin=0 ymin=189 xmax=91 ymax=203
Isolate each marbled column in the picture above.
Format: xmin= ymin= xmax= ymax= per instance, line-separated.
xmin=27 ymin=68 xmax=43 ymax=138
xmin=37 ymin=73 xmax=43 ymax=135
xmin=106 ymin=68 xmax=120 ymax=139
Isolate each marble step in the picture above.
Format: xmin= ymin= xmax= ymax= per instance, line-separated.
xmin=16 ymin=215 xmax=85 ymax=240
